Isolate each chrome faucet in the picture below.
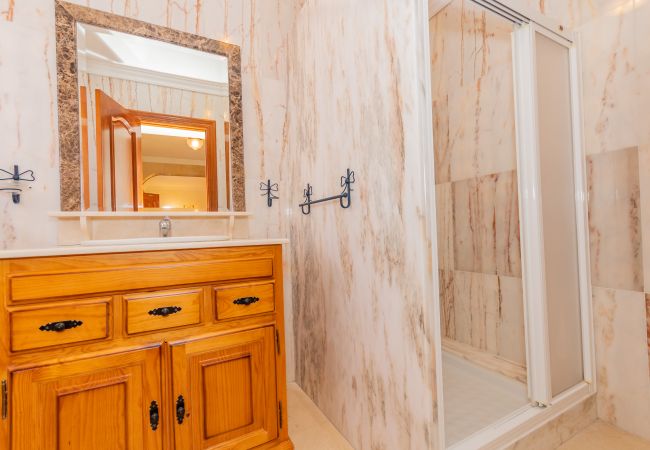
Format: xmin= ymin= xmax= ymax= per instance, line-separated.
xmin=159 ymin=217 xmax=172 ymax=237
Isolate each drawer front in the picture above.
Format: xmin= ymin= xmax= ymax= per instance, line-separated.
xmin=215 ymin=283 xmax=275 ymax=320
xmin=125 ymin=288 xmax=202 ymax=334
xmin=9 ymin=258 xmax=274 ymax=302
xmin=10 ymin=300 xmax=110 ymax=352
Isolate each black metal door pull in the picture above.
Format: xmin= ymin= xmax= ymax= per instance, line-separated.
xmin=39 ymin=320 xmax=83 ymax=332
xmin=176 ymin=395 xmax=186 ymax=424
xmin=149 ymin=401 xmax=160 ymax=431
xmin=233 ymin=296 xmax=260 ymax=306
xmin=148 ymin=306 xmax=182 ymax=317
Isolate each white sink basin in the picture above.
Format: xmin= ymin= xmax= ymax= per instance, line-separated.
xmin=81 ymin=235 xmax=230 ymax=246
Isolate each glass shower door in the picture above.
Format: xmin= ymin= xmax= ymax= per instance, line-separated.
xmin=513 ymin=24 xmax=592 ymax=405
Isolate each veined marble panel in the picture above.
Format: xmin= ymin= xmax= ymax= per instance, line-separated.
xmin=637 ymin=1 xmax=650 ymax=148
xmin=452 ymin=170 xmax=521 ymax=277
xmin=429 ymin=0 xmax=518 ymax=184
xmin=504 ymin=396 xmax=597 ymax=450
xmin=593 ymin=287 xmax=650 ymax=440
xmin=287 ymin=1 xmax=438 ymax=448
xmin=442 ymin=270 xmax=526 ymax=367
xmin=646 ymin=294 xmax=650 ymax=378
xmin=435 ymin=182 xmax=454 ymax=270
xmin=587 ymin=147 xmax=642 ymax=291
xmin=579 ymin=5 xmax=638 ymax=155
xmin=638 ymin=145 xmax=650 ymax=293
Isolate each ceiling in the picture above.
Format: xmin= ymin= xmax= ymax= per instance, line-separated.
xmin=77 ymin=23 xmax=228 ymax=85
xmin=141 ymin=134 xmax=206 ymax=165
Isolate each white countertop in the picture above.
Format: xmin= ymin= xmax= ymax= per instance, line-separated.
xmin=0 ymin=238 xmax=289 ymax=259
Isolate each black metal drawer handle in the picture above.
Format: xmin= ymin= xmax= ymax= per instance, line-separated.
xmin=176 ymin=395 xmax=186 ymax=424
xmin=148 ymin=306 xmax=182 ymax=317
xmin=39 ymin=320 xmax=83 ymax=332
xmin=149 ymin=401 xmax=159 ymax=431
xmin=233 ymin=296 xmax=260 ymax=306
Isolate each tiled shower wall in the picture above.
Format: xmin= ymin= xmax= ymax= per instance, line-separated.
xmin=578 ymin=0 xmax=650 ymax=440
xmin=430 ymin=0 xmax=527 ymax=371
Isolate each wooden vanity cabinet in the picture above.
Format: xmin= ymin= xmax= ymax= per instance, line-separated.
xmin=0 ymin=245 xmax=293 ymax=450
xmin=11 ymin=347 xmax=163 ymax=450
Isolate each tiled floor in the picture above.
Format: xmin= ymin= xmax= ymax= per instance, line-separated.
xmin=558 ymin=421 xmax=650 ymax=450
xmin=287 ymin=382 xmax=650 ymax=450
xmin=287 ymin=383 xmax=354 ymax=450
xmin=442 ymin=351 xmax=529 ymax=445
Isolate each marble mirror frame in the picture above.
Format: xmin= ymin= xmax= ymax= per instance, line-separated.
xmin=54 ymin=1 xmax=245 ymax=212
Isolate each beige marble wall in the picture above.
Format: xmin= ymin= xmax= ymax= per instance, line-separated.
xmin=505 ymin=396 xmax=598 ymax=450
xmin=578 ymin=0 xmax=650 ymax=441
xmin=284 ymin=1 xmax=439 ymax=448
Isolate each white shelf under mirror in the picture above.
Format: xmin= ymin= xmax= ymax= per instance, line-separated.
xmin=49 ymin=211 xmax=252 ymax=246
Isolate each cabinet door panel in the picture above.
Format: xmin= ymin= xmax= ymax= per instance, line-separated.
xmin=11 ymin=348 xmax=162 ymax=450
xmin=171 ymin=327 xmax=278 ymax=449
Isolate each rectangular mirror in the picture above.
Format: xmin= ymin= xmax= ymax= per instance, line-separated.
xmin=55 ymin=1 xmax=245 ymax=212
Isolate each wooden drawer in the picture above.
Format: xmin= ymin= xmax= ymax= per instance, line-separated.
xmin=10 ymin=299 xmax=110 ymax=352
xmin=9 ymin=257 xmax=274 ymax=302
xmin=125 ymin=288 xmax=202 ymax=334
xmin=215 ymin=282 xmax=275 ymax=320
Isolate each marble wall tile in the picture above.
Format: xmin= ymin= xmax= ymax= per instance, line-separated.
xmin=504 ymin=396 xmax=597 ymax=450
xmin=452 ymin=170 xmax=521 ymax=277
xmin=579 ymin=5 xmax=638 ymax=156
xmin=286 ymin=1 xmax=438 ymax=448
xmin=443 ymin=270 xmax=526 ymax=366
xmin=636 ymin=0 xmax=650 ymax=148
xmin=435 ymin=182 xmax=454 ymax=270
xmin=587 ymin=147 xmax=642 ymax=291
xmin=498 ymin=275 xmax=527 ymax=366
xmin=592 ymin=287 xmax=650 ymax=440
xmin=439 ymin=269 xmax=456 ymax=338
xmin=638 ymin=145 xmax=650 ymax=293
xmin=429 ymin=0 xmax=518 ymax=184
xmin=646 ymin=294 xmax=650 ymax=377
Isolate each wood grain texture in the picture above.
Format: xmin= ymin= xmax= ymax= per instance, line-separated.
xmin=125 ymin=288 xmax=202 ymax=335
xmin=170 ymin=327 xmax=278 ymax=449
xmin=9 ymin=258 xmax=273 ymax=302
xmin=215 ymin=282 xmax=275 ymax=320
xmin=10 ymin=347 xmax=163 ymax=450
xmin=10 ymin=298 xmax=110 ymax=352
xmin=0 ymin=245 xmax=292 ymax=449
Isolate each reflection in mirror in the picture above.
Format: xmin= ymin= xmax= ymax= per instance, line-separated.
xmin=76 ymin=23 xmax=231 ymax=211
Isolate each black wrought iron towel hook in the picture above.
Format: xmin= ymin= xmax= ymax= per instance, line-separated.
xmin=260 ymin=179 xmax=279 ymax=207
xmin=299 ymin=168 xmax=355 ymax=215
xmin=0 ymin=165 xmax=36 ymax=204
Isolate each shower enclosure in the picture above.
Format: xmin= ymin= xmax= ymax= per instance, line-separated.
xmin=427 ymin=0 xmax=595 ymax=448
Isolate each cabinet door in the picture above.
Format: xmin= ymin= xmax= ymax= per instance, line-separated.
xmin=11 ymin=347 xmax=163 ymax=450
xmin=171 ymin=327 xmax=278 ymax=449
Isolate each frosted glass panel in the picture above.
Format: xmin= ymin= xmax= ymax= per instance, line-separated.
xmin=535 ymin=32 xmax=584 ymax=396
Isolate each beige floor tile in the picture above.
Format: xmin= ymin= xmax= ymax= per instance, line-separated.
xmin=287 ymin=383 xmax=355 ymax=450
xmin=559 ymin=420 xmax=650 ymax=450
